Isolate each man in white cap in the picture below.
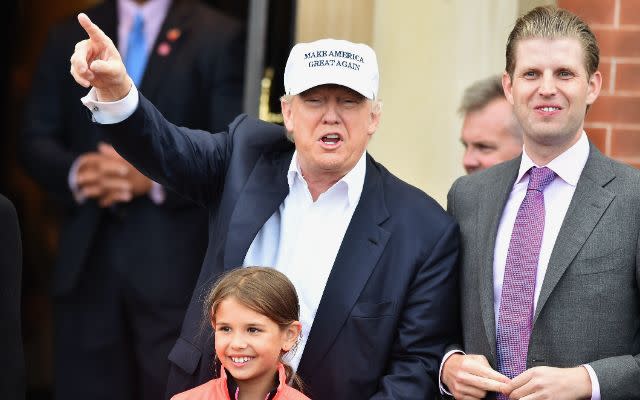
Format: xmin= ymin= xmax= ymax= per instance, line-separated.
xmin=70 ymin=13 xmax=460 ymax=399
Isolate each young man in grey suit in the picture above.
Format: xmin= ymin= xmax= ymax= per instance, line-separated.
xmin=442 ymin=6 xmax=640 ymax=400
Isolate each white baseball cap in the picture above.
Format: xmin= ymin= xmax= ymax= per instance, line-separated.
xmin=284 ymin=38 xmax=379 ymax=100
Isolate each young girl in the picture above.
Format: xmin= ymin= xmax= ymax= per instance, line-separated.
xmin=171 ymin=267 xmax=310 ymax=400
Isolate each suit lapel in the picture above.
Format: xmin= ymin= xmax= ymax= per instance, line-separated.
xmin=477 ymin=158 xmax=520 ymax=363
xmin=223 ymin=151 xmax=292 ymax=269
xmin=533 ymin=146 xmax=615 ymax=322
xmin=140 ymin=0 xmax=191 ymax=99
xmin=297 ymin=155 xmax=390 ymax=374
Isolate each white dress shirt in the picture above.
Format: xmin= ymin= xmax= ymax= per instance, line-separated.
xmin=441 ymin=132 xmax=600 ymax=399
xmin=244 ymin=150 xmax=366 ymax=370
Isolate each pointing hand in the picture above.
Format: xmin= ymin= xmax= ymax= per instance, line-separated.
xmin=70 ymin=13 xmax=132 ymax=101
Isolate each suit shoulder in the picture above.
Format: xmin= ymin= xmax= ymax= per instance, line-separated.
xmin=606 ymin=158 xmax=640 ymax=203
xmin=228 ymin=115 xmax=293 ymax=151
xmin=450 ymin=158 xmax=517 ymax=194
xmin=610 ymin=159 xmax=640 ymax=184
xmin=372 ymin=159 xmax=453 ymax=228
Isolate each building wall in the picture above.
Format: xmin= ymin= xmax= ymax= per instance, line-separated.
xmin=293 ymin=1 xmax=640 ymax=204
xmin=559 ymin=0 xmax=640 ymax=169
xmin=295 ymin=0 xmax=521 ymax=205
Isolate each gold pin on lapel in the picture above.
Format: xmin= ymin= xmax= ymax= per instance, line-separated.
xmin=166 ymin=28 xmax=181 ymax=41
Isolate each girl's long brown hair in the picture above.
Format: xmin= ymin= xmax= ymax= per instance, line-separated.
xmin=203 ymin=267 xmax=305 ymax=391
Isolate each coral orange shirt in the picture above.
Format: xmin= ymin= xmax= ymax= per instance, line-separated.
xmin=171 ymin=363 xmax=310 ymax=400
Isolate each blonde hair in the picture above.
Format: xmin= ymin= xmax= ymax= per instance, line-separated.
xmin=204 ymin=267 xmax=304 ymax=390
xmin=506 ymin=6 xmax=599 ymax=78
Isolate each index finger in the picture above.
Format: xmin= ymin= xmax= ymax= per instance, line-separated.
xmin=463 ymin=373 xmax=510 ymax=394
xmin=98 ymin=142 xmax=123 ymax=160
xmin=509 ymin=368 xmax=534 ymax=390
xmin=466 ymin=361 xmax=511 ymax=384
xmin=78 ymin=13 xmax=108 ymax=42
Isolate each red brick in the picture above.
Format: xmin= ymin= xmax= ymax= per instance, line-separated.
xmin=585 ymin=127 xmax=608 ymax=153
xmin=620 ymin=0 xmax=640 ymax=25
xmin=594 ymin=29 xmax=640 ymax=58
xmin=558 ymin=0 xmax=616 ymax=25
xmin=588 ymin=95 xmax=640 ymax=124
xmin=600 ymin=61 xmax=612 ymax=93
xmin=610 ymin=128 xmax=640 ymax=157
xmin=615 ymin=62 xmax=640 ymax=92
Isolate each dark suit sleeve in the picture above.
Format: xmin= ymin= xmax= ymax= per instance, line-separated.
xmin=0 ymin=195 xmax=25 ymax=399
xmin=372 ymin=220 xmax=461 ymax=399
xmin=101 ymin=95 xmax=241 ymax=207
xmin=159 ymin=13 xmax=245 ymax=210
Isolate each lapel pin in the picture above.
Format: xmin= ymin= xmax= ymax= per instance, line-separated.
xmin=166 ymin=28 xmax=181 ymax=42
xmin=157 ymin=42 xmax=171 ymax=56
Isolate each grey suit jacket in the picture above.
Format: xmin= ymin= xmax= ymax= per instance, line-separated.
xmin=447 ymin=144 xmax=640 ymax=399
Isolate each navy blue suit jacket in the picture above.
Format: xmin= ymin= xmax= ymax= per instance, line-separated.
xmin=102 ymin=94 xmax=461 ymax=399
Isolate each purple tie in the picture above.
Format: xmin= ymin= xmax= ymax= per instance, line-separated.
xmin=496 ymin=167 xmax=555 ymax=394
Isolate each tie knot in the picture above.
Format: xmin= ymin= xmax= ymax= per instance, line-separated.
xmin=527 ymin=166 xmax=555 ymax=192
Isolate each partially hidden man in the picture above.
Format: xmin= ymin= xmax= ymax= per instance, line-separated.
xmin=69 ymin=13 xmax=461 ymax=399
xmin=443 ymin=6 xmax=640 ymax=400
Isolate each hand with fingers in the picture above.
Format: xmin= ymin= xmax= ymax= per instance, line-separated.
xmin=442 ymin=353 xmax=511 ymax=399
xmin=98 ymin=143 xmax=152 ymax=206
xmin=75 ymin=143 xmax=152 ymax=208
xmin=75 ymin=150 xmax=131 ymax=208
xmin=70 ymin=13 xmax=131 ymax=101
xmin=506 ymin=366 xmax=592 ymax=400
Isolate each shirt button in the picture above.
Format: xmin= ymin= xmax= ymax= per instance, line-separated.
xmin=93 ymin=106 xmax=99 ymax=112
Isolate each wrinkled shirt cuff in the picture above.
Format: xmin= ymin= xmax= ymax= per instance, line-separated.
xmin=439 ymin=349 xmax=465 ymax=396
xmin=81 ymin=84 xmax=139 ymax=124
xmin=583 ymin=364 xmax=600 ymax=400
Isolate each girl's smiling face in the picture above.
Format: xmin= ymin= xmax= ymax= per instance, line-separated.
xmin=213 ymin=297 xmax=300 ymax=395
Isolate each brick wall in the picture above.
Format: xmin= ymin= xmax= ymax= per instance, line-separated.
xmin=559 ymin=0 xmax=640 ymax=169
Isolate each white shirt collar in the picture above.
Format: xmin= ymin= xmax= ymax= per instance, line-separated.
xmin=287 ymin=150 xmax=367 ymax=207
xmin=517 ymin=131 xmax=590 ymax=187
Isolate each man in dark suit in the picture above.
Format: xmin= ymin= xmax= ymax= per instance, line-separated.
xmin=21 ymin=1 xmax=244 ymax=399
xmin=0 ymin=194 xmax=25 ymax=400
xmin=69 ymin=14 xmax=460 ymax=399
xmin=442 ymin=6 xmax=640 ymax=400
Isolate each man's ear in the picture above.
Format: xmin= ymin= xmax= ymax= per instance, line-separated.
xmin=367 ymin=104 xmax=381 ymax=136
xmin=586 ymin=70 xmax=602 ymax=106
xmin=281 ymin=98 xmax=294 ymax=132
xmin=502 ymin=71 xmax=515 ymax=106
